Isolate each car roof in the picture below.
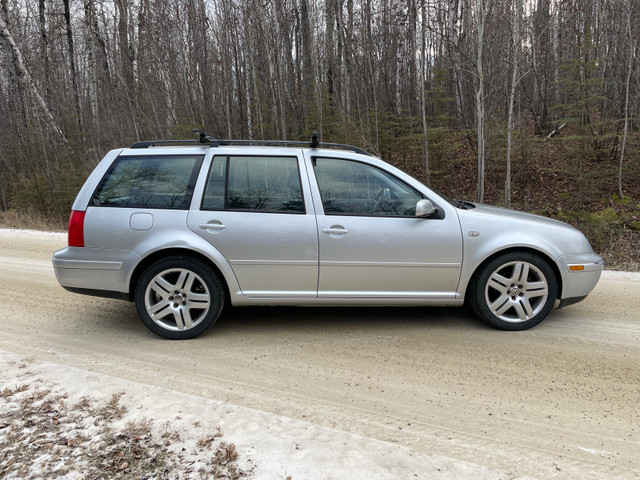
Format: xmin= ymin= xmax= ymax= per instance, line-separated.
xmin=119 ymin=145 xmax=371 ymax=158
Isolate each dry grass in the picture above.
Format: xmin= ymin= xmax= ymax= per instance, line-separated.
xmin=0 ymin=371 xmax=247 ymax=479
xmin=0 ymin=210 xmax=67 ymax=232
xmin=600 ymin=228 xmax=640 ymax=272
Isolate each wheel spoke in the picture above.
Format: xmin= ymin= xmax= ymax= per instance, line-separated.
xmin=524 ymin=281 xmax=548 ymax=297
xmin=488 ymin=278 xmax=507 ymax=293
xmin=173 ymin=309 xmax=185 ymax=330
xmin=151 ymin=276 xmax=174 ymax=295
xmin=513 ymin=298 xmax=533 ymax=320
xmin=489 ymin=272 xmax=510 ymax=290
xmin=182 ymin=272 xmax=197 ymax=293
xmin=512 ymin=262 xmax=527 ymax=283
xmin=521 ymin=298 xmax=534 ymax=318
xmin=181 ymin=308 xmax=194 ymax=330
xmin=148 ymin=298 xmax=171 ymax=317
xmin=490 ymin=294 xmax=512 ymax=316
xmin=176 ymin=270 xmax=189 ymax=290
xmin=189 ymin=292 xmax=210 ymax=306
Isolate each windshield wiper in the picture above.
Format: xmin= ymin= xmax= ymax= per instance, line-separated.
xmin=455 ymin=200 xmax=476 ymax=210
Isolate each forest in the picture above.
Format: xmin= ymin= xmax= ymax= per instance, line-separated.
xmin=0 ymin=0 xmax=639 ymax=268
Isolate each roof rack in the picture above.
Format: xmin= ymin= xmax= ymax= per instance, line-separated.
xmin=129 ymin=139 xmax=204 ymax=148
xmin=130 ymin=130 xmax=370 ymax=156
xmin=129 ymin=129 xmax=222 ymax=148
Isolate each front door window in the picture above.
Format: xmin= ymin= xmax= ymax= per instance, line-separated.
xmin=314 ymin=157 xmax=422 ymax=217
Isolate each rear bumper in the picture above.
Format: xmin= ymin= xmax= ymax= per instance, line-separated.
xmin=61 ymin=286 xmax=131 ymax=301
xmin=52 ymin=247 xmax=139 ymax=296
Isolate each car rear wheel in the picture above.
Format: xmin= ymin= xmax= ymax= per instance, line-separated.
xmin=470 ymin=252 xmax=558 ymax=330
xmin=135 ymin=256 xmax=224 ymax=339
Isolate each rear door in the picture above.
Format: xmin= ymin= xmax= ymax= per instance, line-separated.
xmin=187 ymin=153 xmax=319 ymax=297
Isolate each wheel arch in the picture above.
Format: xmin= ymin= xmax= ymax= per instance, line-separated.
xmin=128 ymin=248 xmax=232 ymax=306
xmin=463 ymin=247 xmax=563 ymax=303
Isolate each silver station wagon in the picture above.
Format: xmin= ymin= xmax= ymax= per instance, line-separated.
xmin=53 ymin=132 xmax=603 ymax=339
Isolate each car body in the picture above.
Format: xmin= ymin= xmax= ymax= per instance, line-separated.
xmin=53 ymin=135 xmax=603 ymax=339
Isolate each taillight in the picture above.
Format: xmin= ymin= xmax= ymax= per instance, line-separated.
xmin=68 ymin=210 xmax=85 ymax=247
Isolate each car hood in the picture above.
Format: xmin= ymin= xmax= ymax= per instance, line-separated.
xmin=467 ymin=204 xmax=568 ymax=227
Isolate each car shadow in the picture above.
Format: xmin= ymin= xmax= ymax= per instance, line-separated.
xmin=70 ymin=298 xmax=484 ymax=341
xmin=211 ymin=304 xmax=484 ymax=337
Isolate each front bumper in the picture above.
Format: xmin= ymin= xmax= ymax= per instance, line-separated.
xmin=556 ymin=252 xmax=604 ymax=301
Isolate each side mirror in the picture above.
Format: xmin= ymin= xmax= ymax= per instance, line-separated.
xmin=416 ymin=199 xmax=436 ymax=218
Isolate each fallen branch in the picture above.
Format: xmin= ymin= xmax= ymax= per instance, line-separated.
xmin=544 ymin=122 xmax=567 ymax=142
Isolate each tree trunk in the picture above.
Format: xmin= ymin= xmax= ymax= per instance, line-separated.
xmin=300 ymin=0 xmax=315 ymax=130
xmin=84 ymin=0 xmax=98 ymax=132
xmin=84 ymin=0 xmax=99 ymax=131
xmin=114 ymin=0 xmax=134 ymax=95
xmin=64 ymin=0 xmax=83 ymax=138
xmin=37 ymin=0 xmax=51 ymax=108
xmin=505 ymin=0 xmax=522 ymax=208
xmin=619 ymin=12 xmax=635 ymax=199
xmin=475 ymin=0 xmax=487 ymax=203
xmin=420 ymin=0 xmax=430 ymax=185
xmin=532 ymin=0 xmax=551 ymax=133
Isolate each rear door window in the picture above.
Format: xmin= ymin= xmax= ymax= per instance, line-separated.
xmin=90 ymin=155 xmax=203 ymax=209
xmin=202 ymin=156 xmax=304 ymax=213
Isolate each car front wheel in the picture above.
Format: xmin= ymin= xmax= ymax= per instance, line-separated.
xmin=470 ymin=252 xmax=558 ymax=330
xmin=135 ymin=256 xmax=224 ymax=339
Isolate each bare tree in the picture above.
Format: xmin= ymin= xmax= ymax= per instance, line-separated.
xmin=114 ymin=0 xmax=135 ymax=95
xmin=63 ymin=0 xmax=83 ymax=138
xmin=83 ymin=0 xmax=99 ymax=131
xmin=505 ymin=0 xmax=523 ymax=207
xmin=420 ymin=0 xmax=430 ymax=185
xmin=475 ymin=0 xmax=489 ymax=203
xmin=619 ymin=6 xmax=636 ymax=199
xmin=37 ymin=0 xmax=50 ymax=107
xmin=300 ymin=0 xmax=315 ymax=133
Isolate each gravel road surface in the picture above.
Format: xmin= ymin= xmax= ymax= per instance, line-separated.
xmin=1 ymin=228 xmax=638 ymax=479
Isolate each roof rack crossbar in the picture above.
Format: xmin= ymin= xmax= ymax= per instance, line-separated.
xmin=192 ymin=129 xmax=221 ymax=144
xmin=130 ymin=130 xmax=370 ymax=155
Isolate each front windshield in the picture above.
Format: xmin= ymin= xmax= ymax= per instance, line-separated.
xmin=426 ymin=186 xmax=476 ymax=209
xmin=427 ymin=186 xmax=460 ymax=207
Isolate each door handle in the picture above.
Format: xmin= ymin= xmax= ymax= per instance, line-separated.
xmin=322 ymin=226 xmax=349 ymax=235
xmin=199 ymin=222 xmax=226 ymax=232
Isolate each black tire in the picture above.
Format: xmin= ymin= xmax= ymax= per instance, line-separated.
xmin=469 ymin=251 xmax=558 ymax=331
xmin=134 ymin=256 xmax=224 ymax=339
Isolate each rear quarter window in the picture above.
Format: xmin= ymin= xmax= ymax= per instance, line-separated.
xmin=90 ymin=155 xmax=203 ymax=209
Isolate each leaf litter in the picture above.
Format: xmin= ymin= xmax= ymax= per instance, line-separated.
xmin=0 ymin=361 xmax=247 ymax=479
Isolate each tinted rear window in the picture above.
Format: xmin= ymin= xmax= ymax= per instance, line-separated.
xmin=90 ymin=155 xmax=203 ymax=209
xmin=202 ymin=156 xmax=304 ymax=213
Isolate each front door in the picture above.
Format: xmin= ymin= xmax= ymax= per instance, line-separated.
xmin=311 ymin=157 xmax=462 ymax=299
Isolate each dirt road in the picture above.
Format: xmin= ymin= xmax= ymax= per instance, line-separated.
xmin=1 ymin=228 xmax=639 ymax=479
